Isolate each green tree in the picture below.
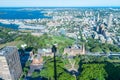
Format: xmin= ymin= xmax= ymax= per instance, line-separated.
xmin=40 ymin=57 xmax=64 ymax=80
xmin=90 ymin=46 xmax=103 ymax=53
xmin=105 ymin=62 xmax=120 ymax=80
xmin=31 ymin=71 xmax=40 ymax=78
xmin=58 ymin=72 xmax=75 ymax=80
xmin=40 ymin=57 xmax=75 ymax=80
xmin=78 ymin=64 xmax=108 ymax=80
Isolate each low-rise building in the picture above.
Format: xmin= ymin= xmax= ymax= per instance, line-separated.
xmin=63 ymin=44 xmax=85 ymax=56
xmin=38 ymin=48 xmax=54 ymax=57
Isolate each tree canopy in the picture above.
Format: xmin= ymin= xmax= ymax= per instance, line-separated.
xmin=78 ymin=64 xmax=108 ymax=80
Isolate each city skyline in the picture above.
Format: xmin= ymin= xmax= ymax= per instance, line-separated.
xmin=0 ymin=5 xmax=120 ymax=80
xmin=0 ymin=0 xmax=120 ymax=7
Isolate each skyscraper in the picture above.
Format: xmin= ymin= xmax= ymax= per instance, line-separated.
xmin=97 ymin=12 xmax=100 ymax=22
xmin=0 ymin=46 xmax=22 ymax=80
xmin=82 ymin=44 xmax=85 ymax=55
xmin=108 ymin=14 xmax=113 ymax=28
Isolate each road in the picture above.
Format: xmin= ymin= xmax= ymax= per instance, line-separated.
xmin=86 ymin=52 xmax=120 ymax=56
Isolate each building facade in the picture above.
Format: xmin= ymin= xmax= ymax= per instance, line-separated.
xmin=38 ymin=48 xmax=54 ymax=57
xmin=108 ymin=14 xmax=113 ymax=28
xmin=0 ymin=46 xmax=22 ymax=80
xmin=63 ymin=44 xmax=85 ymax=56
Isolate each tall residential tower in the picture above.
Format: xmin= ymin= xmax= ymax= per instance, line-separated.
xmin=0 ymin=46 xmax=22 ymax=80
xmin=108 ymin=14 xmax=113 ymax=28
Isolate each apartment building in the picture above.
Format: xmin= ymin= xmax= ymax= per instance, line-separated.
xmin=0 ymin=46 xmax=22 ymax=80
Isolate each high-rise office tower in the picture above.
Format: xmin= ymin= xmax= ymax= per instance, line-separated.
xmin=96 ymin=26 xmax=99 ymax=33
xmin=0 ymin=46 xmax=22 ymax=80
xmin=97 ymin=12 xmax=100 ymax=22
xmin=108 ymin=14 xmax=113 ymax=28
xmin=93 ymin=16 xmax=96 ymax=23
xmin=82 ymin=44 xmax=85 ymax=55
xmin=100 ymin=24 xmax=105 ymax=34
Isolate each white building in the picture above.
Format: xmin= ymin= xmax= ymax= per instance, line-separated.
xmin=108 ymin=14 xmax=113 ymax=28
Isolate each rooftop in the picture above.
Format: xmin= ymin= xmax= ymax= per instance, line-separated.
xmin=0 ymin=46 xmax=17 ymax=56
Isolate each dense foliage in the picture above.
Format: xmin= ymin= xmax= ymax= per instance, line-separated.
xmin=0 ymin=27 xmax=19 ymax=44
xmin=30 ymin=57 xmax=75 ymax=80
xmin=40 ymin=57 xmax=75 ymax=80
xmin=22 ymin=33 xmax=74 ymax=53
xmin=76 ymin=55 xmax=120 ymax=80
xmin=78 ymin=64 xmax=107 ymax=80
xmin=85 ymin=38 xmax=120 ymax=53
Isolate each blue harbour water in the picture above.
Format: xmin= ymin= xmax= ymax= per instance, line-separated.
xmin=0 ymin=7 xmax=51 ymax=29
xmin=0 ymin=23 xmax=19 ymax=29
xmin=0 ymin=8 xmax=50 ymax=19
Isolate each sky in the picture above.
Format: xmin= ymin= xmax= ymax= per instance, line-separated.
xmin=0 ymin=0 xmax=120 ymax=7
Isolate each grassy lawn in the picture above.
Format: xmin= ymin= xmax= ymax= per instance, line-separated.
xmin=42 ymin=35 xmax=74 ymax=46
xmin=50 ymin=36 xmax=74 ymax=45
xmin=53 ymin=36 xmax=74 ymax=43
xmin=0 ymin=40 xmax=24 ymax=48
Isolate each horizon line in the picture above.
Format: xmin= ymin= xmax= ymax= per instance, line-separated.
xmin=0 ymin=6 xmax=120 ymax=8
